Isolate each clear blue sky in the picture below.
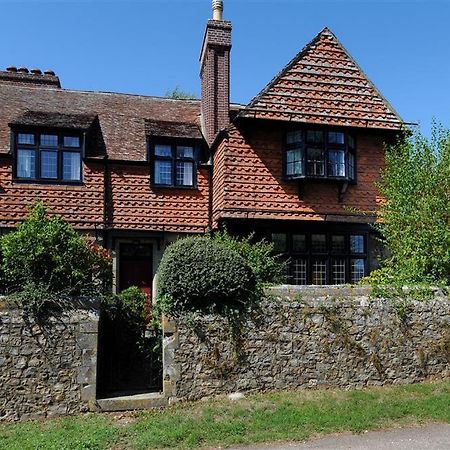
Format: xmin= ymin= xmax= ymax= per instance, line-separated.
xmin=1 ymin=0 xmax=449 ymax=136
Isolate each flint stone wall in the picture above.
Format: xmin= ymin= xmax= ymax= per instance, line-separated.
xmin=163 ymin=286 xmax=450 ymax=402
xmin=0 ymin=299 xmax=99 ymax=421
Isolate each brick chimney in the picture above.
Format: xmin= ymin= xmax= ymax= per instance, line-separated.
xmin=200 ymin=0 xmax=232 ymax=144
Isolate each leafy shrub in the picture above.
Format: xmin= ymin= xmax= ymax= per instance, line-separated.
xmin=0 ymin=202 xmax=112 ymax=312
xmin=157 ymin=236 xmax=257 ymax=317
xmin=213 ymin=230 xmax=286 ymax=288
xmin=366 ymin=125 xmax=450 ymax=286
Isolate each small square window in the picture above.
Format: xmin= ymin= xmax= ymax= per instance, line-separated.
xmin=154 ymin=144 xmax=172 ymax=157
xmin=331 ymin=235 xmax=346 ymax=253
xmin=328 ymin=132 xmax=345 ymax=145
xmin=63 ymin=136 xmax=80 ymax=148
xmin=311 ymin=234 xmax=327 ymax=253
xmin=350 ymin=235 xmax=365 ymax=254
xmin=292 ymin=234 xmax=306 ymax=253
xmin=63 ymin=152 xmax=81 ymax=181
xmin=176 ymin=161 xmax=194 ymax=186
xmin=286 ymin=149 xmax=303 ymax=176
xmin=328 ymin=150 xmax=346 ymax=177
xmin=331 ymin=258 xmax=346 ymax=284
xmin=286 ymin=131 xmax=302 ymax=145
xmin=176 ymin=146 xmax=194 ymax=159
xmin=271 ymin=233 xmax=287 ymax=253
xmin=40 ymin=134 xmax=58 ymax=147
xmin=17 ymin=133 xmax=35 ymax=145
xmin=351 ymin=258 xmax=365 ymax=283
xmin=41 ymin=151 xmax=58 ymax=179
xmin=17 ymin=149 xmax=36 ymax=178
xmin=306 ymin=148 xmax=325 ymax=176
xmin=307 ymin=130 xmax=324 ymax=144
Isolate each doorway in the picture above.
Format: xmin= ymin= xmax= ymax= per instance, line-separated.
xmin=97 ymin=242 xmax=163 ymax=398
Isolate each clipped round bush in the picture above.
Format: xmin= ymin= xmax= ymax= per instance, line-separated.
xmin=157 ymin=236 xmax=256 ymax=316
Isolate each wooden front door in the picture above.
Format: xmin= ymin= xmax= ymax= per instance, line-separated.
xmin=119 ymin=243 xmax=153 ymax=297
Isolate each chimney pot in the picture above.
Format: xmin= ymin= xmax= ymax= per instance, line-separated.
xmin=31 ymin=68 xmax=42 ymax=75
xmin=17 ymin=67 xmax=29 ymax=73
xmin=6 ymin=66 xmax=17 ymax=72
xmin=44 ymin=69 xmax=56 ymax=76
xmin=212 ymin=0 xmax=223 ymax=21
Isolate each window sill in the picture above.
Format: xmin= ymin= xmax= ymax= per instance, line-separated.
xmin=151 ymin=184 xmax=198 ymax=191
xmin=12 ymin=179 xmax=84 ymax=187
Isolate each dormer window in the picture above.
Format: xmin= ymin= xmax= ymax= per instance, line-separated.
xmin=284 ymin=129 xmax=356 ymax=182
xmin=150 ymin=140 xmax=197 ymax=188
xmin=14 ymin=131 xmax=83 ymax=183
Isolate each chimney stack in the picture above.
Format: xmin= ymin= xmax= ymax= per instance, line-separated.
xmin=200 ymin=0 xmax=232 ymax=144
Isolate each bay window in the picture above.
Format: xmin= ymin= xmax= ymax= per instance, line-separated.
xmin=284 ymin=129 xmax=356 ymax=181
xmin=14 ymin=131 xmax=82 ymax=182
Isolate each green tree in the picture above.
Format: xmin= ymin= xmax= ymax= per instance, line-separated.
xmin=164 ymin=86 xmax=198 ymax=100
xmin=369 ymin=125 xmax=450 ymax=285
xmin=0 ymin=202 xmax=112 ymax=312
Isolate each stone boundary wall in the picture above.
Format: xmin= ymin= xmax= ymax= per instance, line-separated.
xmin=163 ymin=286 xmax=450 ymax=402
xmin=0 ymin=299 xmax=99 ymax=421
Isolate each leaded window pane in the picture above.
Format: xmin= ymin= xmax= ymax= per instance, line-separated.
xmin=351 ymin=258 xmax=365 ymax=283
xmin=272 ymin=233 xmax=287 ymax=253
xmin=154 ymin=144 xmax=172 ymax=157
xmin=18 ymin=133 xmax=35 ymax=145
xmin=306 ymin=130 xmax=324 ymax=144
xmin=63 ymin=152 xmax=81 ymax=181
xmin=312 ymin=259 xmax=327 ymax=285
xmin=286 ymin=131 xmax=302 ymax=145
xmin=63 ymin=136 xmax=81 ymax=148
xmin=286 ymin=149 xmax=303 ymax=176
xmin=331 ymin=235 xmax=346 ymax=253
xmin=155 ymin=160 xmax=172 ymax=185
xmin=40 ymin=134 xmax=58 ymax=147
xmin=176 ymin=146 xmax=194 ymax=159
xmin=349 ymin=152 xmax=355 ymax=180
xmin=176 ymin=161 xmax=194 ymax=186
xmin=311 ymin=234 xmax=326 ymax=253
xmin=41 ymin=151 xmax=58 ymax=179
xmin=328 ymin=150 xmax=346 ymax=177
xmin=328 ymin=132 xmax=345 ymax=145
xmin=291 ymin=258 xmax=307 ymax=285
xmin=350 ymin=235 xmax=365 ymax=254
xmin=331 ymin=258 xmax=346 ymax=284
xmin=306 ymin=148 xmax=325 ymax=176
xmin=17 ymin=149 xmax=36 ymax=178
xmin=292 ymin=234 xmax=306 ymax=253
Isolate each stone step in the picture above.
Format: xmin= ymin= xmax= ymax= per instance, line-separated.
xmin=96 ymin=392 xmax=167 ymax=412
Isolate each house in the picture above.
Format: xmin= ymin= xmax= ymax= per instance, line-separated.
xmin=0 ymin=0 xmax=404 ymax=293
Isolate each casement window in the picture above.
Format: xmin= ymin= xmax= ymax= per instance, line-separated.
xmin=151 ymin=141 xmax=197 ymax=188
xmin=284 ymin=129 xmax=356 ymax=181
xmin=14 ymin=131 xmax=82 ymax=182
xmin=271 ymin=231 xmax=367 ymax=285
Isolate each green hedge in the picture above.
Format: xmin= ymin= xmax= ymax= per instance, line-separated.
xmin=157 ymin=236 xmax=257 ymax=316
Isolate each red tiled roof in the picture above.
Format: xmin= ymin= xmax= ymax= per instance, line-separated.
xmin=238 ymin=28 xmax=403 ymax=130
xmin=0 ymin=80 xmax=202 ymax=161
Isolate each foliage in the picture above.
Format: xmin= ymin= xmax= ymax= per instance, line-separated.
xmin=157 ymin=236 xmax=257 ymax=318
xmin=164 ymin=86 xmax=198 ymax=100
xmin=366 ymin=125 xmax=450 ymax=286
xmin=0 ymin=202 xmax=112 ymax=313
xmin=213 ymin=229 xmax=286 ymax=288
xmin=0 ymin=380 xmax=449 ymax=449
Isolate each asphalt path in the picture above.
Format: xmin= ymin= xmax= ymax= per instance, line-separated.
xmin=228 ymin=424 xmax=450 ymax=450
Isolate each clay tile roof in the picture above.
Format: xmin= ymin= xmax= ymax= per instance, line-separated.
xmin=238 ymin=27 xmax=404 ymax=130
xmin=0 ymin=83 xmax=201 ymax=161
xmin=145 ymin=119 xmax=203 ymax=140
xmin=10 ymin=110 xmax=97 ymax=130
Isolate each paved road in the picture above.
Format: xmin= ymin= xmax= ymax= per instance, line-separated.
xmin=228 ymin=424 xmax=450 ymax=450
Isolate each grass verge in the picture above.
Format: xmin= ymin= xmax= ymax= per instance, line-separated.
xmin=0 ymin=380 xmax=449 ymax=450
